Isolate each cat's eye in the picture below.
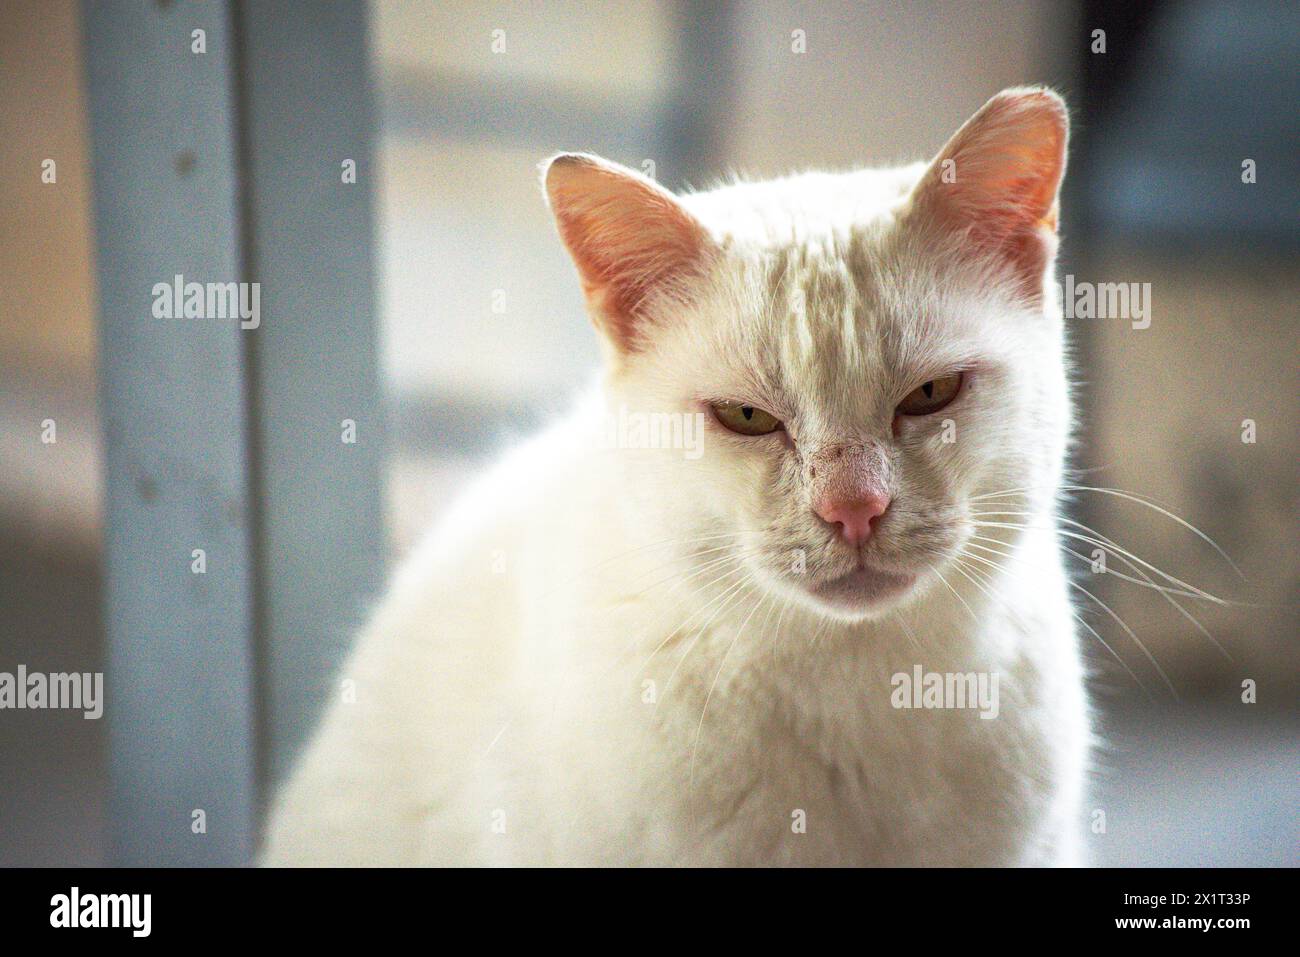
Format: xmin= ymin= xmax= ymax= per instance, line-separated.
xmin=710 ymin=401 xmax=783 ymax=436
xmin=896 ymin=373 xmax=963 ymax=416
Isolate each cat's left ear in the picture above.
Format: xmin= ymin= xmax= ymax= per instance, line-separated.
xmin=905 ymin=87 xmax=1068 ymax=300
xmin=543 ymin=153 xmax=716 ymax=355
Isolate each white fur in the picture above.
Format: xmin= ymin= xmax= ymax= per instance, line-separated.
xmin=264 ymin=92 xmax=1090 ymax=867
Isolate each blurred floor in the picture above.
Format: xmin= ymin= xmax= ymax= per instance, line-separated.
xmin=1090 ymin=701 xmax=1299 ymax=867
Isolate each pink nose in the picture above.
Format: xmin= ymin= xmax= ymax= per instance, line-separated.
xmin=814 ymin=492 xmax=891 ymax=547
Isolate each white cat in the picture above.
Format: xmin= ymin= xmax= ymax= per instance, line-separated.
xmin=264 ymin=87 xmax=1090 ymax=866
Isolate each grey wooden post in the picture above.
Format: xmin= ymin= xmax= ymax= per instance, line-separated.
xmin=82 ymin=0 xmax=384 ymax=865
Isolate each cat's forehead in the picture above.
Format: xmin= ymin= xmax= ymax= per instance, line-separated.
xmin=680 ymin=164 xmax=925 ymax=247
xmin=758 ymin=244 xmax=955 ymax=423
xmin=676 ymin=171 xmax=1004 ymax=425
xmin=683 ymin=164 xmax=957 ymax=362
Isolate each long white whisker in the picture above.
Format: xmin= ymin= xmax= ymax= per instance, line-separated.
xmin=656 ymin=576 xmax=756 ymax=706
xmin=546 ymin=530 xmax=745 ymax=598
xmin=688 ymin=586 xmax=772 ymax=829
xmin=970 ymin=484 xmax=1245 ymax=580
xmin=633 ymin=559 xmax=753 ymax=669
xmin=1068 ymin=578 xmax=1178 ymax=699
xmin=970 ymin=517 xmax=1232 ymax=605
xmin=928 ymin=562 xmax=978 ymax=623
xmin=954 ymin=549 xmax=1151 ymax=697
xmin=971 ymin=521 xmax=1235 ymax=663
xmin=644 ymin=546 xmax=755 ymax=600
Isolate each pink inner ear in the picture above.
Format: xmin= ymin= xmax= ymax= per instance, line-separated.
xmin=912 ymin=90 xmax=1068 ymax=296
xmin=557 ymin=203 xmax=706 ymax=339
xmin=546 ymin=155 xmax=711 ymax=351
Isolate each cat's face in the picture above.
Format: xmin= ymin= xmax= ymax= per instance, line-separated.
xmin=547 ymin=88 xmax=1070 ymax=622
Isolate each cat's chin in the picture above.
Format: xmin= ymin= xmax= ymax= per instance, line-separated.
xmin=804 ymin=565 xmax=918 ymax=618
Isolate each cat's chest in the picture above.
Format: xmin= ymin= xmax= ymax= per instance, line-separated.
xmin=651 ymin=644 xmax=1068 ymax=865
xmin=556 ymin=578 xmax=1080 ymax=865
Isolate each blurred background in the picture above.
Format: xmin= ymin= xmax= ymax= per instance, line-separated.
xmin=1 ymin=0 xmax=1295 ymax=866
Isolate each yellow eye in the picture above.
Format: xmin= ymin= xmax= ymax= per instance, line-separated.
xmin=897 ymin=373 xmax=963 ymax=416
xmin=710 ymin=401 xmax=783 ymax=436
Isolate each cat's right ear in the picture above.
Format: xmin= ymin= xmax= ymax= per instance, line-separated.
xmin=542 ymin=153 xmax=715 ymax=354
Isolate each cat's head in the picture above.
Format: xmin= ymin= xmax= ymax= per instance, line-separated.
xmin=545 ymin=87 xmax=1071 ymax=622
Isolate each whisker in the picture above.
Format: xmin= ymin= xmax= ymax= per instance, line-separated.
xmin=970 ymin=484 xmax=1245 ymax=581
xmin=970 ymin=517 xmax=1233 ymax=605
xmin=655 ymin=575 xmax=757 ymax=705
xmin=688 ymin=585 xmax=773 ymax=830
xmin=895 ymin=602 xmax=922 ymax=653
xmin=968 ymin=531 xmax=1211 ymax=602
xmin=629 ymin=557 xmax=753 ymax=666
xmin=806 ymin=606 xmax=831 ymax=652
xmin=538 ymin=531 xmax=747 ymax=610
xmin=953 ymin=548 xmax=1008 ymax=578
xmin=1053 ymin=520 xmax=1237 ymax=663
xmin=615 ymin=549 xmax=757 ymax=658
xmin=928 ymin=562 xmax=979 ymax=623
xmin=628 ymin=545 xmax=754 ymax=603
xmin=953 ymin=549 xmax=1151 ymax=697
xmin=970 ymin=521 xmax=1235 ymax=663
xmin=1068 ymin=578 xmax=1178 ymax=699
xmin=1054 ymin=543 xmax=1216 ymax=599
